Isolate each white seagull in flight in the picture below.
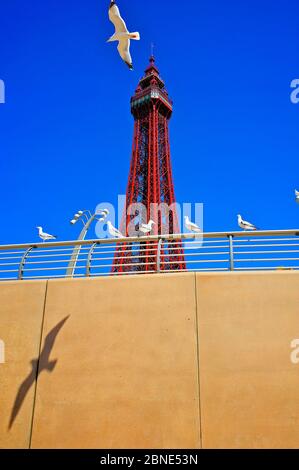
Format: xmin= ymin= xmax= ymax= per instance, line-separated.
xmin=107 ymin=221 xmax=124 ymax=239
xmin=295 ymin=189 xmax=299 ymax=203
xmin=36 ymin=226 xmax=57 ymax=242
xmin=237 ymin=214 xmax=258 ymax=231
xmin=184 ymin=216 xmax=202 ymax=233
xmin=107 ymin=0 xmax=140 ymax=70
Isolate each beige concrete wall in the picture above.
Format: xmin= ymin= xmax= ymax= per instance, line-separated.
xmin=196 ymin=271 xmax=299 ymax=448
xmin=31 ymin=274 xmax=200 ymax=449
xmin=0 ymin=281 xmax=47 ymax=449
xmin=0 ymin=271 xmax=299 ymax=448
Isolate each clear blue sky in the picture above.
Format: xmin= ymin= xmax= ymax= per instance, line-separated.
xmin=0 ymin=0 xmax=298 ymax=244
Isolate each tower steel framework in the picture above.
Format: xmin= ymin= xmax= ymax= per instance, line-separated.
xmin=112 ymin=57 xmax=186 ymax=273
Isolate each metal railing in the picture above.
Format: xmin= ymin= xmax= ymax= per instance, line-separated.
xmin=0 ymin=229 xmax=298 ymax=281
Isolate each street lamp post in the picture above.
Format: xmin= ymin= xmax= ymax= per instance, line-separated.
xmin=66 ymin=209 xmax=108 ymax=277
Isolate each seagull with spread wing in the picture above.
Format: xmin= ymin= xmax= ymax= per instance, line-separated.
xmin=107 ymin=0 xmax=140 ymax=70
xmin=295 ymin=189 xmax=299 ymax=204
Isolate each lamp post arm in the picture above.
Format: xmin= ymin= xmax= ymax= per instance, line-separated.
xmin=81 ymin=213 xmax=89 ymax=222
xmin=84 ymin=210 xmax=92 ymax=219
xmin=66 ymin=213 xmax=97 ymax=277
xmin=77 ymin=214 xmax=96 ymax=240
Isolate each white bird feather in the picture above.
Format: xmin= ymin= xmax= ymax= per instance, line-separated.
xmin=108 ymin=2 xmax=128 ymax=33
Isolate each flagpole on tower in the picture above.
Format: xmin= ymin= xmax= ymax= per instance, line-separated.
xmin=151 ymin=42 xmax=155 ymax=57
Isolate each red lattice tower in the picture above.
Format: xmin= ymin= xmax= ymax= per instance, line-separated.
xmin=112 ymin=56 xmax=186 ymax=273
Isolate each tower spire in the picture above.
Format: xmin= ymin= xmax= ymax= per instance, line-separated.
xmin=150 ymin=42 xmax=155 ymax=59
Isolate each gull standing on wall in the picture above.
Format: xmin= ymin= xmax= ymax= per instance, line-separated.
xmin=107 ymin=0 xmax=140 ymax=70
xmin=237 ymin=214 xmax=258 ymax=231
xmin=295 ymin=189 xmax=299 ymax=204
xmin=107 ymin=221 xmax=124 ymax=238
xmin=184 ymin=216 xmax=202 ymax=233
xmin=36 ymin=226 xmax=57 ymax=242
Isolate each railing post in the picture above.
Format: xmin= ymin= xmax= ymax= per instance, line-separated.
xmin=18 ymin=246 xmax=35 ymax=280
xmin=86 ymin=242 xmax=98 ymax=277
xmin=156 ymin=238 xmax=163 ymax=273
xmin=228 ymin=235 xmax=234 ymax=271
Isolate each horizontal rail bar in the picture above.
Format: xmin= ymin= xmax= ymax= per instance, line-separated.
xmin=235 ymin=266 xmax=299 ymax=271
xmin=161 ymin=251 xmax=230 ymax=258
xmin=234 ymin=256 xmax=299 ymax=262
xmin=92 ymin=261 xmax=157 ymax=269
xmin=0 ymin=269 xmax=19 ymax=273
xmin=0 ymin=229 xmax=298 ymax=251
xmin=163 ymin=259 xmax=229 ymax=265
xmin=0 ymin=262 xmax=22 ymax=267
xmin=234 ymin=250 xmax=299 ymax=255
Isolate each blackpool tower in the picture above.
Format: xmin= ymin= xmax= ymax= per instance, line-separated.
xmin=112 ymin=56 xmax=186 ymax=273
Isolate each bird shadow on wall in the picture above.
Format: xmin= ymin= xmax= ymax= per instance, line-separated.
xmin=8 ymin=315 xmax=69 ymax=430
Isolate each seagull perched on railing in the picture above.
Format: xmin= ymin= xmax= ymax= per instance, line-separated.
xmin=184 ymin=216 xmax=202 ymax=233
xmin=295 ymin=189 xmax=299 ymax=204
xmin=107 ymin=0 xmax=140 ymax=70
xmin=107 ymin=221 xmax=124 ymax=238
xmin=139 ymin=220 xmax=155 ymax=235
xmin=36 ymin=226 xmax=57 ymax=242
xmin=237 ymin=214 xmax=258 ymax=231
